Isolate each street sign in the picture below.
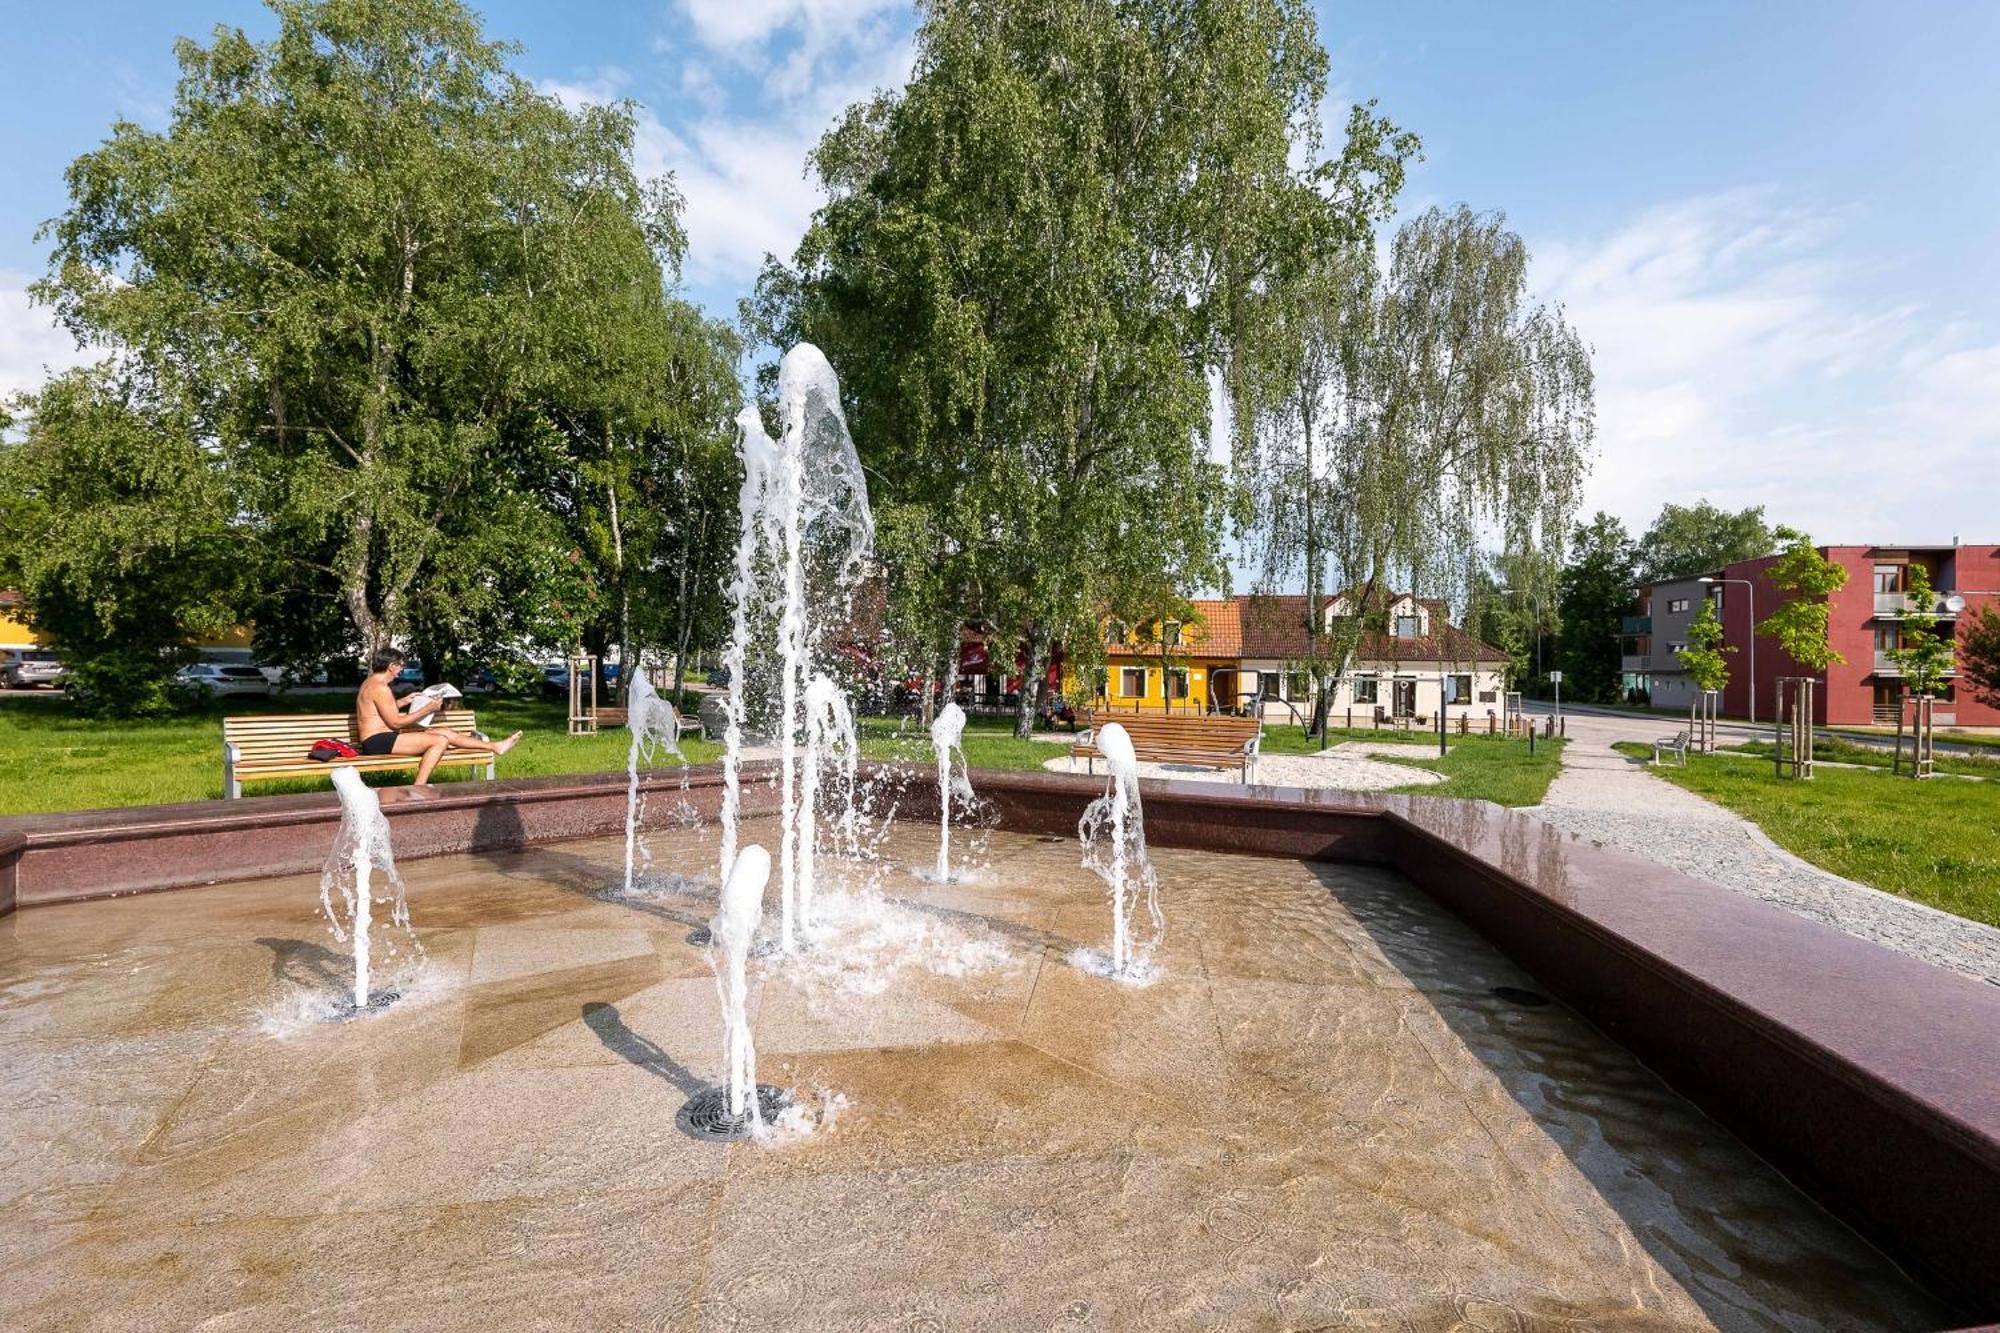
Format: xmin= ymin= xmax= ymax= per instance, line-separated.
xmin=1548 ymin=671 xmax=1563 ymax=684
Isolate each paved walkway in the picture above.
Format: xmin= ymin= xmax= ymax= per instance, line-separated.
xmin=1527 ymin=713 xmax=2000 ymax=987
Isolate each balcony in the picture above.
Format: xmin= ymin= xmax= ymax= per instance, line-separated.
xmin=1872 ymin=652 xmax=1960 ymax=678
xmin=1874 ymin=591 xmax=1962 ymax=618
xmin=1621 ymin=655 xmax=1651 ymax=674
xmin=1621 ymin=615 xmax=1652 ymax=634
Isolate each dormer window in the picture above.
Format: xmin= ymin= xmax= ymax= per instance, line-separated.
xmin=1163 ymin=620 xmax=1182 ymax=647
xmin=1394 ymin=614 xmax=1420 ymax=639
xmin=1106 ymin=620 xmax=1125 ymax=646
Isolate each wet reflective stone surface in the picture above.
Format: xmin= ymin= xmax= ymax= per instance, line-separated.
xmin=0 ymin=822 xmax=1951 ymax=1329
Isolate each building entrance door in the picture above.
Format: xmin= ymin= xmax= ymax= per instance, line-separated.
xmin=1393 ymin=679 xmax=1417 ymax=718
xmin=1872 ymin=682 xmax=1901 ymax=726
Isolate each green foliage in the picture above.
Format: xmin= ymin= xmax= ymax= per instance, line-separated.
xmin=1886 ymin=563 xmax=1956 ymax=699
xmin=1233 ymin=204 xmax=1593 ymax=730
xmin=1756 ymin=526 xmax=1848 ymax=672
xmin=755 ymin=0 xmax=1367 ymax=733
xmin=1636 ymin=501 xmax=1774 ymax=582
xmin=1674 ymin=597 xmax=1733 ymax=693
xmin=28 ymin=0 xmax=736 ymax=694
xmin=0 ymin=369 xmax=246 ymax=715
xmin=1963 ymin=604 xmax=2000 ymax=709
xmin=1555 ymin=512 xmax=1635 ymax=704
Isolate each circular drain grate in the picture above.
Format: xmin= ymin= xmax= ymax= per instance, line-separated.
xmin=334 ymin=989 xmax=401 ymax=1020
xmin=677 ymin=1085 xmax=792 ymax=1142
xmin=685 ymin=927 xmax=712 ymax=947
xmin=1489 ymin=985 xmax=1550 ymax=1008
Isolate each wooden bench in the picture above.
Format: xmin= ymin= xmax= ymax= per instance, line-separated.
xmin=222 ymin=710 xmax=498 ymax=799
xmin=1651 ymin=729 xmax=1690 ymax=767
xmin=1071 ymin=711 xmax=1263 ymax=782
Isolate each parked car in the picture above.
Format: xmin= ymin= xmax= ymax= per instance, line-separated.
xmin=395 ymin=663 xmax=426 ymax=689
xmin=177 ymin=663 xmax=275 ymax=699
xmin=2 ymin=650 xmax=67 ymax=689
xmin=542 ymin=662 xmax=570 ymax=697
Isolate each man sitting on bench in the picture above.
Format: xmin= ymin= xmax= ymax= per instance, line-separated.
xmin=356 ymin=647 xmax=520 ymax=785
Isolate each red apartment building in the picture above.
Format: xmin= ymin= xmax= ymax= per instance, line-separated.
xmin=1713 ymin=542 xmax=1999 ymax=728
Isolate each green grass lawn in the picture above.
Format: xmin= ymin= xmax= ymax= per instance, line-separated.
xmin=1 ymin=695 xmax=1566 ymax=815
xmin=1612 ymin=741 xmax=2000 ymax=927
xmin=1261 ymin=724 xmax=1566 ymax=806
xmin=0 ymin=693 xmax=721 ymax=815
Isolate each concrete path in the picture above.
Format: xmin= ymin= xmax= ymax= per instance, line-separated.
xmin=1527 ymin=712 xmax=2000 ymax=987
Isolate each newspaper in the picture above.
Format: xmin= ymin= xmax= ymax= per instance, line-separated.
xmin=410 ymin=682 xmax=463 ymax=727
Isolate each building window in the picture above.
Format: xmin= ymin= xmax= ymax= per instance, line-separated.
xmin=1105 ymin=621 xmax=1126 ymax=646
xmin=1444 ymin=674 xmax=1472 ymax=705
xmin=1162 ymin=621 xmax=1182 ymax=647
xmin=1667 ymin=597 xmax=1690 ymax=613
xmin=1119 ymin=667 xmax=1147 ymax=697
xmin=1352 ymin=675 xmax=1378 ymax=704
xmin=1289 ymin=671 xmax=1313 ymax=698
xmin=1394 ymin=614 xmax=1420 ymax=639
xmin=1874 ymin=565 xmax=1902 ymax=595
xmin=1166 ymin=668 xmax=1189 ymax=700
xmin=1667 ymin=642 xmax=1688 ymax=655
xmin=1478 ymin=689 xmax=1497 ymax=703
xmin=1874 ymin=626 xmax=1901 ymax=654
xmin=1259 ymin=674 xmax=1281 ymax=701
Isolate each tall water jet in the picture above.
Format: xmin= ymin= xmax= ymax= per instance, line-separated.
xmin=677 ymin=843 xmax=790 ymax=1141
xmin=718 ymin=344 xmax=874 ymax=951
xmin=1077 ymin=722 xmax=1163 ymax=982
xmin=622 ymin=668 xmax=687 ymax=896
xmin=798 ymin=673 xmax=859 ymax=929
xmin=319 ymin=767 xmax=419 ymax=1011
xmin=929 ymin=701 xmax=971 ymax=883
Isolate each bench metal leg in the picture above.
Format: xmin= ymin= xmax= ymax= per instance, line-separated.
xmin=223 ymin=744 xmax=241 ymax=800
xmin=486 ymin=759 xmax=496 ymax=782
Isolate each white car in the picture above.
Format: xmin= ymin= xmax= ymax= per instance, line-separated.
xmin=2 ymin=650 xmax=66 ymax=689
xmin=178 ymin=663 xmax=275 ymax=698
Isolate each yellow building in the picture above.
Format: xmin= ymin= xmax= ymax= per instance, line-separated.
xmin=1063 ymin=600 xmax=1255 ymax=715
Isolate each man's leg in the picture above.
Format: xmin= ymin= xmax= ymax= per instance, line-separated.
xmin=391 ymin=730 xmax=450 ymax=784
xmin=436 ymin=728 xmax=523 ymax=756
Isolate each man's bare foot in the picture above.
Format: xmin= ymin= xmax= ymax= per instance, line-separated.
xmin=494 ymin=731 xmax=524 ymax=755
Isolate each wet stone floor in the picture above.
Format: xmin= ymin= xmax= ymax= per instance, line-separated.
xmin=0 ymin=820 xmax=1952 ymax=1331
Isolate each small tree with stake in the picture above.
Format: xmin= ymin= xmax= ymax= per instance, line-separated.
xmin=1887 ymin=564 xmax=1956 ymax=779
xmin=1756 ymin=527 xmax=1848 ymax=779
xmin=1674 ymin=598 xmax=1733 ymax=753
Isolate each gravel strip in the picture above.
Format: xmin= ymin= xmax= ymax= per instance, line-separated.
xmin=1042 ymin=742 xmax=1446 ymax=792
xmin=1528 ymin=715 xmax=2000 ymax=987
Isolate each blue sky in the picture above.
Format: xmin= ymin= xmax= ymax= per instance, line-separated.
xmin=4 ymin=1 xmax=1997 ymax=544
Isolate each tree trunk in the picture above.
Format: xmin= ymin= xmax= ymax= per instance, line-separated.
xmin=1014 ymin=628 xmax=1048 ymax=739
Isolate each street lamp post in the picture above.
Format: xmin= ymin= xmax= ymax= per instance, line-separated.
xmin=1698 ymin=576 xmax=1756 ymax=724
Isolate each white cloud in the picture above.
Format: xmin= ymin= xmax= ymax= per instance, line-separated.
xmin=0 ymin=271 xmax=96 ymax=402
xmin=546 ymin=7 xmax=913 ymax=297
xmin=1536 ymin=190 xmax=1996 ymax=544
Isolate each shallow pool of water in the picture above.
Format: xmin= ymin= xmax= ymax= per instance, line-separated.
xmin=0 ymin=822 xmax=1948 ymax=1328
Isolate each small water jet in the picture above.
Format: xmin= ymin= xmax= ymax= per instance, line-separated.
xmin=319 ymin=767 xmax=421 ymax=1013
xmin=1075 ymin=722 xmax=1163 ymax=983
xmin=622 ymin=668 xmax=688 ymax=897
xmin=929 ymin=701 xmax=971 ymax=883
xmin=682 ymin=842 xmax=790 ymax=1140
xmin=718 ymin=344 xmax=874 ymax=951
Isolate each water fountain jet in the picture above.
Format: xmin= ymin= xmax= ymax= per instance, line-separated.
xmin=622 ymin=668 xmax=688 ymax=896
xmin=319 ymin=767 xmax=420 ymax=1012
xmin=1075 ymin=722 xmax=1162 ymax=983
xmin=929 ymin=701 xmax=971 ymax=883
xmin=678 ymin=843 xmax=790 ymax=1141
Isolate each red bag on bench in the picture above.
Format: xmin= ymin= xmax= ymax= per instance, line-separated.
xmin=309 ymin=738 xmax=359 ymax=762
